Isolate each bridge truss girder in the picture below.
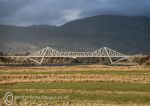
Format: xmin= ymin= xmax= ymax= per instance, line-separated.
xmin=27 ymin=47 xmax=131 ymax=65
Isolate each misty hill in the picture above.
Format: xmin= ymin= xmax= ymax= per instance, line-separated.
xmin=0 ymin=15 xmax=150 ymax=54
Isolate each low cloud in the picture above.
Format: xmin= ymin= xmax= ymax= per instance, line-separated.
xmin=0 ymin=0 xmax=150 ymax=26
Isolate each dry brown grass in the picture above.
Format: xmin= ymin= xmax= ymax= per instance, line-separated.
xmin=0 ymin=65 xmax=150 ymax=84
xmin=0 ymin=74 xmax=150 ymax=84
xmin=0 ymin=101 xmax=149 ymax=106
xmin=0 ymin=65 xmax=150 ymax=105
xmin=0 ymin=65 xmax=149 ymax=73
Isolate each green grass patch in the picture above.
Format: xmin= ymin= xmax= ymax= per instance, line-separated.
xmin=0 ymin=70 xmax=150 ymax=75
xmin=1 ymin=82 xmax=150 ymax=92
xmin=0 ymin=90 xmax=149 ymax=104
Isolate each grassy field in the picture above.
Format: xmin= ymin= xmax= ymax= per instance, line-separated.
xmin=0 ymin=65 xmax=150 ymax=106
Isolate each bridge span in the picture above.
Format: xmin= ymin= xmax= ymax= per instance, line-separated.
xmin=0 ymin=47 xmax=132 ymax=65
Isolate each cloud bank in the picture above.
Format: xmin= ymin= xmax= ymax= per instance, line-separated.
xmin=0 ymin=0 xmax=150 ymax=26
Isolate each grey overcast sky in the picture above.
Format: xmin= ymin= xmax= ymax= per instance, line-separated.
xmin=0 ymin=0 xmax=150 ymax=26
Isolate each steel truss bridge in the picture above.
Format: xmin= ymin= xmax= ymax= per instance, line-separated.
xmin=0 ymin=47 xmax=133 ymax=65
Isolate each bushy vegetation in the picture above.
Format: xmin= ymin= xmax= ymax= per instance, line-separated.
xmin=0 ymin=56 xmax=111 ymax=65
xmin=134 ymin=55 xmax=150 ymax=65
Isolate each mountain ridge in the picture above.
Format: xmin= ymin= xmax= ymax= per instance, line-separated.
xmin=0 ymin=15 xmax=150 ymax=54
